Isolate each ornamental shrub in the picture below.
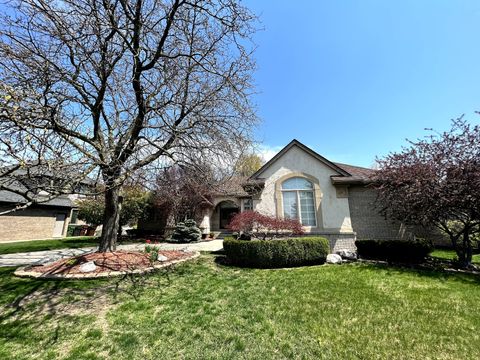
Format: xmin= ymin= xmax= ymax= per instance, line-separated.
xmin=170 ymin=219 xmax=202 ymax=243
xmin=228 ymin=211 xmax=304 ymax=240
xmin=223 ymin=236 xmax=329 ymax=268
xmin=355 ymin=238 xmax=434 ymax=263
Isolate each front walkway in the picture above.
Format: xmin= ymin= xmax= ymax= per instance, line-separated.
xmin=0 ymin=240 xmax=224 ymax=267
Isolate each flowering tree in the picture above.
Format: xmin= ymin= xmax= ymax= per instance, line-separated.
xmin=228 ymin=211 xmax=304 ymax=240
xmin=374 ymin=117 xmax=480 ymax=267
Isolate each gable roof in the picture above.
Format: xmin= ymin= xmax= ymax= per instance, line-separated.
xmin=250 ymin=139 xmax=351 ymax=180
xmin=249 ymin=139 xmax=375 ymax=185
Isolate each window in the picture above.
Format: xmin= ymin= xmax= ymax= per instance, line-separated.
xmin=243 ymin=198 xmax=253 ymax=211
xmin=281 ymin=177 xmax=316 ymax=226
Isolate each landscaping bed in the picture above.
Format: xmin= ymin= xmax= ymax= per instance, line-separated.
xmin=14 ymin=250 xmax=198 ymax=279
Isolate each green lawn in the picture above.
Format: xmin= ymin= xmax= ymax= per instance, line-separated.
xmin=431 ymin=249 xmax=480 ymax=264
xmin=1 ymin=255 xmax=479 ymax=359
xmin=0 ymin=237 xmax=100 ymax=255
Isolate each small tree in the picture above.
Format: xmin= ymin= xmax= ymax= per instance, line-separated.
xmin=153 ymin=165 xmax=215 ymax=226
xmin=228 ymin=211 xmax=304 ymax=240
xmin=234 ymin=154 xmax=264 ymax=176
xmin=170 ymin=219 xmax=202 ymax=243
xmin=78 ymin=186 xmax=151 ymax=232
xmin=374 ymin=117 xmax=480 ymax=267
xmin=77 ymin=198 xmax=104 ymax=228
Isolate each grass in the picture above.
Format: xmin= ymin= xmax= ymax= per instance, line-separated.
xmin=1 ymin=254 xmax=480 ymax=359
xmin=431 ymin=249 xmax=480 ymax=264
xmin=0 ymin=237 xmax=100 ymax=255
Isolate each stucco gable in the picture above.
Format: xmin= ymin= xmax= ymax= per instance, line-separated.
xmin=250 ymin=139 xmax=351 ymax=180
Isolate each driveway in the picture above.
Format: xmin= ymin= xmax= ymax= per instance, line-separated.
xmin=0 ymin=240 xmax=224 ymax=267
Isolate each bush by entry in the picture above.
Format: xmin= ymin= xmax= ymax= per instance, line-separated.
xmin=355 ymin=238 xmax=434 ymax=263
xmin=223 ymin=236 xmax=329 ymax=268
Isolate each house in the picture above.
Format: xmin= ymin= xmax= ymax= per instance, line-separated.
xmin=0 ymin=192 xmax=77 ymax=242
xmin=0 ymin=167 xmax=91 ymax=242
xmin=199 ymin=139 xmax=446 ymax=251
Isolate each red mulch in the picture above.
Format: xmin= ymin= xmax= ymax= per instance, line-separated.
xmin=28 ymin=250 xmax=190 ymax=275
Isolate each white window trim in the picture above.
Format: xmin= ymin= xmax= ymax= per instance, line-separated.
xmin=281 ymin=189 xmax=317 ymax=227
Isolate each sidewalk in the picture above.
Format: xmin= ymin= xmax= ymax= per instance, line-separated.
xmin=0 ymin=240 xmax=223 ymax=267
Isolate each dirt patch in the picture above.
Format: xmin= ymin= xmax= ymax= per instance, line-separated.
xmin=15 ymin=250 xmax=199 ymax=279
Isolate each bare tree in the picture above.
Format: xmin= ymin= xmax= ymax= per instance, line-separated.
xmin=153 ymin=164 xmax=215 ymax=226
xmin=0 ymin=0 xmax=257 ymax=251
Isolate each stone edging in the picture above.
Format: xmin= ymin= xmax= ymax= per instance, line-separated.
xmin=14 ymin=251 xmax=200 ymax=279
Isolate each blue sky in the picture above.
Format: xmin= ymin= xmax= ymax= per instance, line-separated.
xmin=245 ymin=0 xmax=480 ymax=167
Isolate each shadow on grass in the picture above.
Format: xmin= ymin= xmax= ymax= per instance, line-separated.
xmin=353 ymin=260 xmax=480 ymax=285
xmin=212 ymin=252 xmax=480 ymax=286
xmin=0 ymin=264 xmax=179 ymax=329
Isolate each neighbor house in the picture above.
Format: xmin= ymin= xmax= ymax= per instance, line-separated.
xmin=199 ymin=139 xmax=446 ymax=251
xmin=0 ymin=167 xmax=91 ymax=242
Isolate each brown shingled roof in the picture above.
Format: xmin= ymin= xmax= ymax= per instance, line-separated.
xmin=331 ymin=162 xmax=376 ymax=185
xmin=334 ymin=162 xmax=376 ymax=179
xmin=212 ymin=176 xmax=250 ymax=197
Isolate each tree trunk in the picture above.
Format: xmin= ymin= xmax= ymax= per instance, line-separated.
xmin=99 ymin=186 xmax=122 ymax=252
xmin=454 ymin=230 xmax=473 ymax=268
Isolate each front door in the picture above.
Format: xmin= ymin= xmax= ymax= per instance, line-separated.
xmin=219 ymin=208 xmax=238 ymax=229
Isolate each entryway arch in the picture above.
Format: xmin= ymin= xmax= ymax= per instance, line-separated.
xmin=211 ymin=200 xmax=240 ymax=230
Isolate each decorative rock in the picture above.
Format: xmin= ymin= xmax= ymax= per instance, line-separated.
xmin=157 ymin=254 xmax=168 ymax=262
xmin=326 ymin=253 xmax=342 ymax=264
xmin=79 ymin=261 xmax=96 ymax=273
xmin=336 ymin=249 xmax=357 ymax=261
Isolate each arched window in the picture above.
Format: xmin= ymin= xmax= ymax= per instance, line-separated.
xmin=281 ymin=177 xmax=316 ymax=226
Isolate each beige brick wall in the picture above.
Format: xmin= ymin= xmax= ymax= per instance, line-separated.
xmin=0 ymin=206 xmax=71 ymax=242
xmin=348 ymin=186 xmax=450 ymax=246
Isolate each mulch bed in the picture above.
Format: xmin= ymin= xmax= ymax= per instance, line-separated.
xmin=26 ymin=250 xmax=192 ymax=276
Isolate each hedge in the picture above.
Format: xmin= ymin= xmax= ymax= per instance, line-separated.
xmin=223 ymin=236 xmax=330 ymax=268
xmin=355 ymin=238 xmax=434 ymax=263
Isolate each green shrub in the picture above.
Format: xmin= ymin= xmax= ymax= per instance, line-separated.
xmin=66 ymin=224 xmax=76 ymax=237
xmin=170 ymin=219 xmax=202 ymax=243
xmin=355 ymin=238 xmax=434 ymax=263
xmin=223 ymin=236 xmax=330 ymax=268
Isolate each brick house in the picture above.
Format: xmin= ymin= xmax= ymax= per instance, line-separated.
xmin=0 ymin=168 xmax=91 ymax=243
xmin=0 ymin=192 xmax=77 ymax=242
xmin=198 ymin=139 xmax=447 ymax=251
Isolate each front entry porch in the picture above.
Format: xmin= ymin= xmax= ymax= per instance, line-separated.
xmin=211 ymin=200 xmax=240 ymax=231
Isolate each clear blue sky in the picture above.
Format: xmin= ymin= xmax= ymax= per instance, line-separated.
xmin=245 ymin=0 xmax=480 ymax=167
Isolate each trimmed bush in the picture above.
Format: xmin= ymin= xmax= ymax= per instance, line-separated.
xmin=170 ymin=219 xmax=202 ymax=243
xmin=355 ymin=238 xmax=434 ymax=263
xmin=223 ymin=236 xmax=329 ymax=268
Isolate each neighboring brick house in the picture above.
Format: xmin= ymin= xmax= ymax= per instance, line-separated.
xmin=0 ymin=192 xmax=76 ymax=242
xmin=199 ymin=139 xmax=447 ymax=251
xmin=0 ymin=168 xmax=91 ymax=242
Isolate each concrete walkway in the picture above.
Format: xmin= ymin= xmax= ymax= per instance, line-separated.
xmin=0 ymin=240 xmax=224 ymax=267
